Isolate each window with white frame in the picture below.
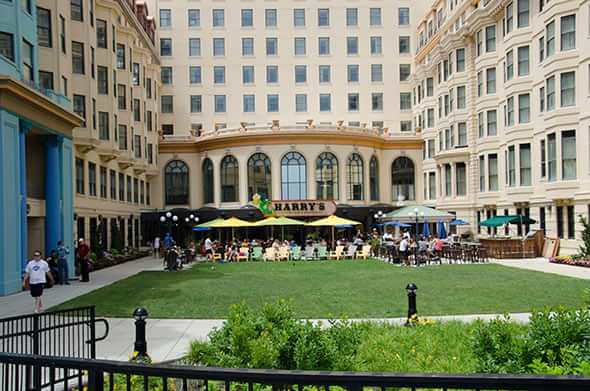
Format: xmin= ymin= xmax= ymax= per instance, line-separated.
xmin=519 ymin=143 xmax=531 ymax=186
xmin=517 ymin=46 xmax=529 ymax=76
xmin=560 ymin=15 xmax=576 ymax=51
xmin=518 ymin=93 xmax=530 ymax=123
xmin=562 ymin=130 xmax=577 ymax=180
xmin=560 ymin=71 xmax=575 ymax=107
xmin=486 ymin=67 xmax=496 ymax=94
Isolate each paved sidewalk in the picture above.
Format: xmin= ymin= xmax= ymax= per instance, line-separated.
xmin=97 ymin=312 xmax=532 ymax=362
xmin=492 ymin=257 xmax=590 ymax=280
xmin=0 ymin=255 xmax=164 ymax=318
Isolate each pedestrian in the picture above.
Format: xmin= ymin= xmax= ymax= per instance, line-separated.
xmin=23 ymin=250 xmax=54 ymax=313
xmin=163 ymin=232 xmax=173 ymax=249
xmin=56 ymin=240 xmax=70 ymax=285
xmin=153 ymin=236 xmax=161 ymax=258
xmin=77 ymin=238 xmax=91 ymax=282
xmin=204 ymin=236 xmax=214 ymax=260
xmin=399 ymin=236 xmax=410 ymax=266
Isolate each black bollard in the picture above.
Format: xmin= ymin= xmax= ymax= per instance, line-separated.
xmin=405 ymin=283 xmax=418 ymax=326
xmin=132 ymin=307 xmax=149 ymax=360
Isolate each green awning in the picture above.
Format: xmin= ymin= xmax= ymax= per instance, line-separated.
xmin=479 ymin=215 xmax=536 ymax=227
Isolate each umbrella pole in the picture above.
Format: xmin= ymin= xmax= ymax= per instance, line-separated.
xmin=332 ymin=226 xmax=335 ymax=248
xmin=282 ymin=226 xmax=285 ymax=241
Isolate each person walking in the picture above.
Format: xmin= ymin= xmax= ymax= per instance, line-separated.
xmin=23 ymin=251 xmax=54 ymax=313
xmin=153 ymin=236 xmax=161 ymax=258
xmin=77 ymin=238 xmax=91 ymax=282
xmin=56 ymin=240 xmax=70 ymax=285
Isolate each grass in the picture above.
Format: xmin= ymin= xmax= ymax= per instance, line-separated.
xmin=54 ymin=260 xmax=589 ymax=318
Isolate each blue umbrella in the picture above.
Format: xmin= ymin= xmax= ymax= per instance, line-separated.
xmin=437 ymin=221 xmax=447 ymax=239
xmin=192 ymin=226 xmax=211 ymax=232
xmin=422 ymin=221 xmax=431 ymax=237
xmin=449 ymin=219 xmax=469 ymax=226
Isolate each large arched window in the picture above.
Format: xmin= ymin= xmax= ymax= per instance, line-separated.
xmin=347 ymin=153 xmax=364 ymax=201
xmin=316 ymin=152 xmax=338 ymax=200
xmin=281 ymin=152 xmax=307 ymax=200
xmin=220 ymin=155 xmax=239 ymax=202
xmin=202 ymin=158 xmax=214 ymax=204
xmin=370 ymin=155 xmax=379 ymax=201
xmin=164 ymin=160 xmax=189 ymax=205
xmin=392 ymin=157 xmax=415 ymax=201
xmin=248 ymin=153 xmax=272 ymax=200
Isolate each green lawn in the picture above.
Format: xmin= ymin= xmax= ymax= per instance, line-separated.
xmin=54 ymin=261 xmax=589 ymax=318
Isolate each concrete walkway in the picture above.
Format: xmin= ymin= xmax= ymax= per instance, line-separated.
xmin=0 ymin=255 xmax=164 ymax=318
xmin=492 ymin=257 xmax=590 ymax=280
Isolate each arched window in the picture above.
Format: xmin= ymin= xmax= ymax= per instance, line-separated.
xmin=316 ymin=152 xmax=338 ymax=200
xmin=347 ymin=153 xmax=364 ymax=201
xmin=220 ymin=155 xmax=239 ymax=202
xmin=281 ymin=152 xmax=307 ymax=200
xmin=164 ymin=160 xmax=189 ymax=205
xmin=248 ymin=153 xmax=272 ymax=200
xmin=392 ymin=157 xmax=415 ymax=201
xmin=370 ymin=156 xmax=379 ymax=201
xmin=202 ymin=158 xmax=214 ymax=204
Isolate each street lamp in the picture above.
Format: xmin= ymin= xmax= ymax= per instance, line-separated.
xmin=132 ymin=307 xmax=149 ymax=361
xmin=160 ymin=211 xmax=179 ymax=240
xmin=408 ymin=208 xmax=425 ymax=264
xmin=405 ymin=283 xmax=418 ymax=326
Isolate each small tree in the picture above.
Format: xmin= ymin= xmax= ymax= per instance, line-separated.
xmin=578 ymin=216 xmax=590 ymax=258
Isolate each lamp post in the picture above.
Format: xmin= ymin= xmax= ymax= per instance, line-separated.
xmin=373 ymin=210 xmax=384 ymax=232
xmin=132 ymin=307 xmax=149 ymax=361
xmin=159 ymin=211 xmax=178 ymax=235
xmin=405 ymin=283 xmax=418 ymax=326
xmin=408 ymin=208 xmax=425 ymax=263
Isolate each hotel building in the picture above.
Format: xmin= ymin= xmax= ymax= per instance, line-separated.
xmin=413 ymin=0 xmax=589 ymax=254
xmin=146 ymin=0 xmax=430 ymax=229
xmin=37 ymin=0 xmax=160 ymax=249
xmin=0 ymin=1 xmax=81 ymax=294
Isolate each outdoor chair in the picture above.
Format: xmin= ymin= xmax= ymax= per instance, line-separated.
xmin=264 ymin=247 xmax=277 ymax=261
xmin=343 ymin=245 xmax=357 ymax=259
xmin=237 ymin=247 xmax=249 ymax=262
xmin=304 ymin=246 xmax=315 ymax=260
xmin=291 ymin=247 xmax=302 ymax=260
xmin=251 ymin=246 xmax=263 ymax=261
xmin=317 ymin=246 xmax=328 ymax=259
xmin=278 ymin=247 xmax=290 ymax=261
xmin=356 ymin=245 xmax=372 ymax=260
xmin=329 ymin=246 xmax=345 ymax=260
xmin=212 ymin=252 xmax=222 ymax=262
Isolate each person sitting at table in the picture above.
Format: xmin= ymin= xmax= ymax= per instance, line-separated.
xmin=434 ymin=235 xmax=444 ymax=256
xmin=418 ymin=236 xmax=429 ymax=260
xmin=225 ymin=243 xmax=238 ymax=262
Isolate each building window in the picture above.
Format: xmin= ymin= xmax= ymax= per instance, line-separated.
xmin=190 ymin=95 xmax=202 ymax=113
xmin=75 ymin=158 xmax=84 ymax=194
xmin=0 ymin=32 xmax=14 ymax=62
xmin=117 ymin=84 xmax=126 ymax=110
xmin=507 ymin=146 xmax=516 ymax=186
xmin=97 ymin=66 xmax=108 ymax=94
xmin=98 ymin=112 xmax=109 ymax=140
xmin=37 ymin=7 xmax=52 ymax=47
xmin=160 ymin=38 xmax=172 ymax=56
xmin=88 ymin=162 xmax=96 ymax=197
xmin=398 ymin=7 xmax=409 ymax=26
xmin=456 ymin=162 xmax=466 ymax=196
xmin=214 ymin=66 xmax=226 ymax=84
xmin=161 ymin=95 xmax=173 ymax=113
xmin=165 ymin=160 xmax=189 ymax=205
xmin=71 ymin=0 xmax=83 ymax=21
xmin=506 ymin=50 xmax=514 ymax=80
xmin=399 ymin=36 xmax=410 ymax=54
xmin=556 ymin=206 xmax=564 ymax=238
xmin=371 ymin=93 xmax=383 ymax=111
xmin=72 ymin=41 xmax=85 ymax=74
xmin=392 ymin=157 xmax=415 ymax=201
xmin=202 ymin=158 xmax=214 ymax=204
xmin=517 ymin=46 xmax=529 ymax=76
xmin=400 ymin=92 xmax=412 ymax=110
xmin=547 ymin=133 xmax=557 ymax=181
xmin=486 ymin=68 xmax=496 ymax=94
xmin=456 ymin=48 xmax=465 ymax=72
xmin=369 ymin=156 xmax=379 ymax=201
xmin=567 ymin=205 xmax=575 ymax=239
xmin=488 ymin=154 xmax=498 ymax=191
xmin=39 ymin=71 xmax=53 ymax=90
xmin=540 ymin=139 xmax=546 ymax=178
xmin=96 ymin=19 xmax=107 ymax=48
xmin=348 ymin=93 xmax=359 ymax=112
xmin=457 ymin=86 xmax=466 ymax=109
xmin=294 ymin=37 xmax=306 ymax=55
xmin=319 ymin=65 xmax=331 ymax=83
xmin=370 ymin=64 xmax=382 ymax=82
xmin=294 ymin=9 xmax=306 ymax=27
xmin=486 ymin=25 xmax=496 ymax=52
xmin=316 ymin=152 xmax=338 ymax=200
xmin=109 ymin=170 xmax=117 ymax=200
xmin=319 ymin=93 xmax=331 ymax=112
xmin=215 ymin=95 xmax=226 ymax=113
xmin=520 ymin=143 xmax=531 ymax=186
xmin=295 ymin=65 xmax=306 ymax=83
xmin=241 ymin=37 xmax=254 ymax=56
xmin=73 ymin=95 xmax=86 ymax=126
xmin=295 ymin=94 xmax=307 ymax=112
xmin=546 ymin=76 xmax=556 ymax=111
xmin=189 ymin=38 xmax=201 ymax=56
xmin=347 ymin=65 xmax=359 ymax=82
xmin=118 ymin=125 xmax=127 ymax=150
xmin=546 ymin=21 xmax=555 ymax=57
xmin=188 ymin=9 xmax=200 ymax=27
xmin=318 ymin=37 xmax=330 ymax=55
xmin=241 ymin=9 xmax=253 ymax=27
xmin=426 ymin=78 xmax=433 ymax=96
xmin=346 ymin=8 xmax=358 ymax=26
xmin=346 ymin=153 xmax=364 ymax=201
xmin=318 ymin=8 xmax=329 ymax=27
xmin=539 ymin=207 xmax=546 ymax=234
xmin=265 ymin=9 xmax=278 ymax=27
xmin=243 ymin=66 xmax=254 ymax=84
xmin=281 ymin=152 xmax=307 ymax=200
xmin=479 ymin=156 xmax=486 ymax=192
xmin=266 ymin=38 xmax=278 ymax=55
xmin=370 ymin=36 xmax=382 ymax=55
xmin=243 ymin=94 xmax=255 ymax=112
xmin=116 ymin=44 xmax=125 ymax=69
xmin=159 ymin=9 xmax=171 ymax=27
xmin=247 ymin=153 xmax=272 ymax=200
xmin=266 ymin=65 xmax=278 ymax=83
xmin=561 ymin=15 xmax=576 ymax=51
xmin=562 ymin=130 xmax=577 ymax=180
xmin=517 ymin=0 xmax=529 ymax=28
xmin=444 ymin=164 xmax=452 ymax=196
xmin=190 ymin=66 xmax=202 ymax=84
xmin=267 ymin=94 xmax=279 ymax=112
xmin=507 ymin=96 xmax=515 ymax=126
xmin=518 ymin=93 xmax=530 ymax=123
xmin=400 ymin=64 xmax=411 ymax=81
xmin=212 ymin=9 xmax=224 ymax=27
xmin=370 ymin=8 xmax=381 ymax=26
xmin=560 ymin=71 xmax=575 ymax=107
xmin=221 ymin=155 xmax=239 ymax=203
xmin=428 ymin=172 xmax=436 ymax=200
xmin=99 ymin=167 xmax=107 ymax=198
xmin=21 ymin=40 xmax=33 ymax=81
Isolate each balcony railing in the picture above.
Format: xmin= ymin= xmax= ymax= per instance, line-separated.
xmin=21 ymin=79 xmax=71 ymax=110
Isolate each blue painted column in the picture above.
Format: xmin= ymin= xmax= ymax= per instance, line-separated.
xmin=59 ymin=138 xmax=75 ymax=271
xmin=45 ymin=135 xmax=61 ymax=255
xmin=18 ymin=120 xmax=31 ymax=270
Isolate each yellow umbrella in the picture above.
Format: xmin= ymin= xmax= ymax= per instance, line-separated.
xmin=253 ymin=216 xmax=306 ymax=240
xmin=196 ymin=218 xmax=225 ymax=228
xmin=208 ymin=217 xmax=254 ymax=240
xmin=306 ymin=215 xmax=362 ymax=245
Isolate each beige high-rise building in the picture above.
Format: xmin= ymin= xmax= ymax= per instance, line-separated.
xmin=413 ymin=0 xmax=588 ymax=254
xmin=37 ymin=0 xmax=160 ymax=249
xmin=145 ymin=0 xmax=431 ymax=228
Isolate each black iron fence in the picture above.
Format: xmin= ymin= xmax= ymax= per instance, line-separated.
xmin=1 ymin=353 xmax=590 ymax=391
xmin=0 ymin=306 xmax=109 ymax=389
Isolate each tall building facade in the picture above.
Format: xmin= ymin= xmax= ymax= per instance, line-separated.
xmin=147 ymin=0 xmax=430 ymax=224
xmin=413 ymin=0 xmax=589 ymax=254
xmin=0 ymin=1 xmax=81 ymax=294
xmin=37 ymin=0 xmax=160 ymax=250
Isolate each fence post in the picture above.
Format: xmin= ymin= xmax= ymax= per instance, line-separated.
xmin=87 ymin=368 xmax=104 ymax=391
xmin=32 ymin=314 xmax=41 ymax=390
xmin=90 ymin=306 xmax=97 ymax=359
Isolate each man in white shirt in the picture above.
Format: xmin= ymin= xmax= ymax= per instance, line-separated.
xmin=399 ymin=237 xmax=409 ymax=266
xmin=204 ymin=237 xmax=214 ymax=259
xmin=23 ymin=251 xmax=54 ymax=313
xmin=153 ymin=237 xmax=161 ymax=258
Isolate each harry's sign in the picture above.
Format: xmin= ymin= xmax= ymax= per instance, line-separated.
xmin=271 ymin=200 xmax=336 ymax=217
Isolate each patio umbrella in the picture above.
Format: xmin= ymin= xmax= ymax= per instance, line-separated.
xmin=192 ymin=226 xmax=211 ymax=232
xmin=307 ymin=215 xmax=363 ymax=244
xmin=382 ymin=205 xmax=455 ymax=223
xmin=383 ymin=220 xmax=412 ymax=228
xmin=437 ymin=221 xmax=447 ymax=239
xmin=253 ymin=216 xmax=305 ymax=240
xmin=449 ymin=219 xmax=469 ymax=226
xmin=196 ymin=218 xmax=225 ymax=228
xmin=422 ymin=221 xmax=431 ymax=237
xmin=208 ymin=217 xmax=254 ymax=240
